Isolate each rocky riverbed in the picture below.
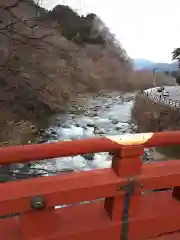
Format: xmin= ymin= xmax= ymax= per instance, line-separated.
xmin=0 ymin=92 xmax=159 ymax=181
xmin=32 ymin=92 xmax=155 ymax=174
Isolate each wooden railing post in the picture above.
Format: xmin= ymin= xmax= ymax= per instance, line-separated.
xmin=112 ymin=145 xmax=143 ymax=178
xmin=104 ymin=145 xmax=143 ymax=221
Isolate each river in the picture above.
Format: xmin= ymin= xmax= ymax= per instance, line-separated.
xmin=32 ymin=91 xmax=153 ymax=175
xmin=2 ymin=92 xmax=156 ymax=181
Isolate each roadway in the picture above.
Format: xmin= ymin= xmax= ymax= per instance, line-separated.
xmin=144 ymin=86 xmax=180 ymax=104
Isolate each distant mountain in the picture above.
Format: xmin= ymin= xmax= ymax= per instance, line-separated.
xmin=133 ymin=58 xmax=154 ymax=70
xmin=133 ymin=58 xmax=179 ymax=72
xmin=154 ymin=62 xmax=178 ymax=72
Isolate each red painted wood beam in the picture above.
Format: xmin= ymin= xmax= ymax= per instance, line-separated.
xmin=0 ymin=168 xmax=125 ymax=216
xmin=0 ymin=192 xmax=180 ymax=240
xmin=0 ymin=161 xmax=180 ymax=215
xmin=0 ymin=131 xmax=179 ymax=164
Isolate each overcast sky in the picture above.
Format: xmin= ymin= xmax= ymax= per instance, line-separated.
xmin=41 ymin=0 xmax=180 ymax=63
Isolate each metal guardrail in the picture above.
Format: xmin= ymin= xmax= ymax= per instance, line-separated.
xmin=143 ymin=90 xmax=180 ymax=109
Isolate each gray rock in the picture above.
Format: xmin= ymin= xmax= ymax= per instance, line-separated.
xmin=122 ymin=130 xmax=127 ymax=133
xmin=111 ymin=119 xmax=119 ymax=124
xmin=88 ymin=113 xmax=98 ymax=117
xmin=94 ymin=105 xmax=101 ymax=110
xmin=42 ymin=132 xmax=51 ymax=138
xmin=87 ymin=123 xmax=95 ymax=127
xmin=106 ymin=105 xmax=111 ymax=109
xmin=51 ymin=130 xmax=57 ymax=135
xmin=109 ymin=151 xmax=116 ymax=156
xmin=83 ymin=153 xmax=95 ymax=161
xmin=39 ymin=138 xmax=48 ymax=144
xmin=61 ymin=124 xmax=70 ymax=128
xmin=94 ymin=128 xmax=106 ymax=134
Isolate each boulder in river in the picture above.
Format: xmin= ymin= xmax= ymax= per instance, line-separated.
xmin=94 ymin=128 xmax=106 ymax=134
xmin=105 ymin=105 xmax=111 ymax=109
xmin=39 ymin=138 xmax=48 ymax=144
xmin=88 ymin=113 xmax=98 ymax=117
xmin=109 ymin=151 xmax=116 ymax=156
xmin=87 ymin=122 xmax=95 ymax=127
xmin=41 ymin=131 xmax=51 ymax=139
xmin=83 ymin=153 xmax=95 ymax=161
xmin=111 ymin=119 xmax=119 ymax=124
xmin=93 ymin=106 xmax=102 ymax=111
xmin=61 ymin=123 xmax=71 ymax=128
xmin=51 ymin=130 xmax=57 ymax=135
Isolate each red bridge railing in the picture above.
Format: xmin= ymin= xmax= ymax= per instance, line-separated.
xmin=0 ymin=131 xmax=180 ymax=240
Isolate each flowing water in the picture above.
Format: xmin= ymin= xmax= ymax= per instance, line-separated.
xmin=3 ymin=92 xmax=155 ymax=181
xmin=34 ymin=92 xmax=138 ymax=173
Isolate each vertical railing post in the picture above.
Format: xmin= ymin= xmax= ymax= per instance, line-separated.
xmin=104 ymin=145 xmax=143 ymax=221
xmin=112 ymin=145 xmax=143 ymax=178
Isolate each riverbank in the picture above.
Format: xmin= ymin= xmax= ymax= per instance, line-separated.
xmin=131 ymin=92 xmax=180 ymax=159
xmin=0 ymin=93 xmax=92 ymax=146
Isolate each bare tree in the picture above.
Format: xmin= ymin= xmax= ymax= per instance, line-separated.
xmin=0 ymin=0 xmax=70 ymax=77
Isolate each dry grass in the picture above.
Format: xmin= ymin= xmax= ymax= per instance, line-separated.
xmin=131 ymin=93 xmax=180 ymax=158
xmin=132 ymin=93 xmax=180 ymax=132
xmin=128 ymin=70 xmax=176 ymax=91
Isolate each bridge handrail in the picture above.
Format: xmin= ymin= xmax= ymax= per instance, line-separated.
xmin=0 ymin=131 xmax=180 ymax=164
xmin=0 ymin=159 xmax=180 ymax=216
xmin=1 ymin=131 xmax=180 ymax=240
